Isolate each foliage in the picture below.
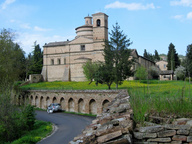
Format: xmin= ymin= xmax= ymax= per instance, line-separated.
xmin=26 ymin=42 xmax=43 ymax=78
xmin=148 ymin=66 xmax=160 ymax=80
xmin=0 ymin=85 xmax=36 ymax=143
xmin=134 ymin=66 xmax=148 ymax=80
xmin=11 ymin=120 xmax=52 ymax=144
xmin=185 ymin=44 xmax=192 ymax=78
xmin=98 ymin=23 xmax=133 ymax=89
xmin=174 ymin=66 xmax=186 ymax=80
xmin=167 ymin=43 xmax=180 ymax=71
xmin=143 ymin=49 xmax=160 ymax=62
xmin=82 ymin=61 xmax=101 ymax=84
xmin=0 ymin=28 xmax=26 ymax=84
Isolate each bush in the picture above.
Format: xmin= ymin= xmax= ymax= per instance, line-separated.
xmin=175 ymin=66 xmax=186 ymax=80
xmin=148 ymin=66 xmax=160 ymax=80
xmin=134 ymin=66 xmax=148 ymax=80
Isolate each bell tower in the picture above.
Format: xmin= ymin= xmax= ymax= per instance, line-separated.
xmin=92 ymin=12 xmax=108 ymax=42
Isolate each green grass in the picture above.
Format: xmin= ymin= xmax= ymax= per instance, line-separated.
xmin=10 ymin=120 xmax=52 ymax=144
xmin=20 ymin=80 xmax=192 ymax=124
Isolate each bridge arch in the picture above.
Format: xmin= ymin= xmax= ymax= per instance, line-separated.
xmin=46 ymin=97 xmax=50 ymax=108
xmin=35 ymin=96 xmax=38 ymax=107
xmin=89 ymin=99 xmax=97 ymax=114
xmin=102 ymin=99 xmax=110 ymax=111
xmin=78 ymin=98 xmax=84 ymax=113
xmin=68 ymin=98 xmax=74 ymax=112
xmin=53 ymin=97 xmax=57 ymax=103
xmin=30 ymin=96 xmax=33 ymax=105
xmin=60 ymin=97 xmax=65 ymax=110
xmin=40 ymin=96 xmax=44 ymax=109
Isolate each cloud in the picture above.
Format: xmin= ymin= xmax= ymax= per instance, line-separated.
xmin=34 ymin=26 xmax=51 ymax=32
xmin=187 ymin=12 xmax=192 ymax=19
xmin=170 ymin=0 xmax=192 ymax=7
xmin=16 ymin=32 xmax=75 ymax=54
xmin=1 ymin=0 xmax=16 ymax=10
xmin=172 ymin=14 xmax=184 ymax=20
xmin=105 ymin=1 xmax=155 ymax=10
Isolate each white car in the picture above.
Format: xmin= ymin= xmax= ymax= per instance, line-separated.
xmin=47 ymin=103 xmax=62 ymax=113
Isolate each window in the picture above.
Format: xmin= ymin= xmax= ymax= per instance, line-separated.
xmin=51 ymin=59 xmax=54 ymax=65
xmin=97 ymin=19 xmax=100 ymax=27
xmin=81 ymin=45 xmax=85 ymax=51
xmin=57 ymin=59 xmax=60 ymax=65
xmin=64 ymin=58 xmax=66 ymax=65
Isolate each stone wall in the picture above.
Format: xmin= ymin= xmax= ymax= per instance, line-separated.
xmin=133 ymin=118 xmax=192 ymax=143
xmin=69 ymin=90 xmax=134 ymax=144
xmin=69 ymin=91 xmax=192 ymax=144
xmin=19 ymin=90 xmax=124 ymax=115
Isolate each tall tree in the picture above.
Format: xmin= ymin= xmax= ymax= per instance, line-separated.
xmin=167 ymin=43 xmax=180 ymax=71
xmin=27 ymin=42 xmax=43 ymax=77
xmin=154 ymin=50 xmax=160 ymax=61
xmin=99 ymin=23 xmax=133 ymax=89
xmin=186 ymin=44 xmax=192 ymax=79
xmin=0 ymin=28 xmax=26 ymax=84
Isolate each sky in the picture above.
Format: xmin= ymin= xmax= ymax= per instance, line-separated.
xmin=0 ymin=0 xmax=192 ymax=56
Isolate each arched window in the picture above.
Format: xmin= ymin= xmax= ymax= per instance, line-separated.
xmin=97 ymin=19 xmax=101 ymax=27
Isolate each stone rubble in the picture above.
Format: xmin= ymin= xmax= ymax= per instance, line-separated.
xmin=69 ymin=90 xmax=192 ymax=144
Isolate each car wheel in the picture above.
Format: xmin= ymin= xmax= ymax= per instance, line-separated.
xmin=47 ymin=109 xmax=53 ymax=114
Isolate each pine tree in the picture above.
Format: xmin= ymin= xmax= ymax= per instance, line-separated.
xmin=167 ymin=43 xmax=180 ymax=71
xmin=100 ymin=23 xmax=133 ymax=89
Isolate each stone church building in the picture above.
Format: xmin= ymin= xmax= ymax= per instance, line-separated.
xmin=41 ymin=12 xmax=155 ymax=82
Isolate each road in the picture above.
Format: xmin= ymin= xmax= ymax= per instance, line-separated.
xmin=36 ymin=111 xmax=95 ymax=144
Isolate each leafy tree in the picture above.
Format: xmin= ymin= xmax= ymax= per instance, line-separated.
xmin=143 ymin=49 xmax=160 ymax=62
xmin=82 ymin=61 xmax=101 ymax=84
xmin=167 ymin=43 xmax=180 ymax=71
xmin=148 ymin=66 xmax=160 ymax=79
xmin=174 ymin=66 xmax=186 ymax=80
xmin=185 ymin=44 xmax=192 ymax=80
xmin=27 ymin=42 xmax=43 ymax=77
xmin=134 ymin=66 xmax=148 ymax=81
xmin=0 ymin=28 xmax=26 ymax=84
xmin=101 ymin=23 xmax=133 ymax=89
xmin=154 ymin=50 xmax=160 ymax=61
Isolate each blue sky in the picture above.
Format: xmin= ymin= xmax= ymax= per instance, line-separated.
xmin=0 ymin=0 xmax=192 ymax=56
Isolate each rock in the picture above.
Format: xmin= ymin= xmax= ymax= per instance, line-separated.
xmin=171 ymin=141 xmax=182 ymax=144
xmin=147 ymin=137 xmax=171 ymax=142
xmin=173 ymin=118 xmax=190 ymax=125
xmin=134 ymin=132 xmax=157 ymax=139
xmin=97 ymin=130 xmax=122 ymax=143
xmin=187 ymin=120 xmax=192 ymax=128
xmin=165 ymin=124 xmax=191 ymax=130
xmin=138 ymin=125 xmax=164 ymax=133
xmin=157 ymin=130 xmax=176 ymax=137
xmin=104 ymin=134 xmax=132 ymax=144
xmin=177 ymin=129 xmax=189 ymax=135
xmin=172 ymin=135 xmax=187 ymax=141
xmin=187 ymin=136 xmax=192 ymax=142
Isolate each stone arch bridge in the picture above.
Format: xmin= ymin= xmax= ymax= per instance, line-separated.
xmin=17 ymin=90 xmax=126 ymax=115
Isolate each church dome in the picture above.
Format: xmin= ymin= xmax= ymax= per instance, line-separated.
xmin=75 ymin=16 xmax=93 ymax=38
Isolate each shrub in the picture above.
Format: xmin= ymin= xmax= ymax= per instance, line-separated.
xmin=174 ymin=66 xmax=186 ymax=80
xmin=148 ymin=66 xmax=160 ymax=80
xmin=134 ymin=66 xmax=148 ymax=80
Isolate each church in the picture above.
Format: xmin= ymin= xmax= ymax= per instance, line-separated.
xmin=41 ymin=12 xmax=109 ymax=81
xmin=41 ymin=12 xmax=155 ymax=82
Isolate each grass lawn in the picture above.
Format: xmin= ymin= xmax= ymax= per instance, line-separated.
xmin=20 ymin=80 xmax=192 ymax=124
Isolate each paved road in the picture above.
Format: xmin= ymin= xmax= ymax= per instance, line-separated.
xmin=36 ymin=111 xmax=95 ymax=144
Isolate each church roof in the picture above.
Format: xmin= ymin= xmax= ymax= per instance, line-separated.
xmin=44 ymin=41 xmax=70 ymax=47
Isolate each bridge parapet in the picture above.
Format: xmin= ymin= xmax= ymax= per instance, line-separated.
xmin=19 ymin=89 xmax=128 ymax=115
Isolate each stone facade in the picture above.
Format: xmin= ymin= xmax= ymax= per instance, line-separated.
xmin=18 ymin=89 xmax=124 ymax=115
xmin=41 ymin=13 xmax=157 ymax=82
xmin=41 ymin=12 xmax=108 ymax=82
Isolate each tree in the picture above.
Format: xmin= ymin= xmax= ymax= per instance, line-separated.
xmin=134 ymin=66 xmax=148 ymax=81
xmin=174 ymin=66 xmax=186 ymax=80
xmin=82 ymin=61 xmax=101 ymax=84
xmin=148 ymin=66 xmax=160 ymax=80
xmin=27 ymin=42 xmax=43 ymax=77
xmin=185 ymin=44 xmax=192 ymax=80
xmin=167 ymin=43 xmax=180 ymax=71
xmin=0 ymin=28 xmax=26 ymax=84
xmin=154 ymin=50 xmax=160 ymax=61
xmin=102 ymin=23 xmax=133 ymax=89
